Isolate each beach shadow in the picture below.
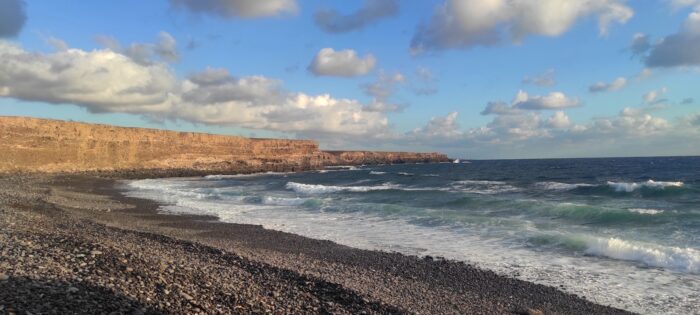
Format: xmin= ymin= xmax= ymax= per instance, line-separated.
xmin=0 ymin=276 xmax=164 ymax=315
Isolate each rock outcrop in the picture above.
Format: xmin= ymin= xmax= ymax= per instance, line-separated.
xmin=321 ymin=151 xmax=449 ymax=165
xmin=0 ymin=116 xmax=449 ymax=175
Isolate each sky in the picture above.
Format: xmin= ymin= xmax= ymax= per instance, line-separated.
xmin=0 ymin=0 xmax=699 ymax=159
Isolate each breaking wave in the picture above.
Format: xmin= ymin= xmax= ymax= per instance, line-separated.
xmin=530 ymin=234 xmax=700 ymax=273
xmin=607 ymin=180 xmax=684 ymax=192
xmin=451 ymin=180 xmax=521 ymax=194
xmin=584 ymin=237 xmax=700 ymax=273
xmin=535 ymin=182 xmax=595 ymax=191
xmin=286 ymin=182 xmax=399 ymax=194
xmin=628 ymin=208 xmax=665 ymax=215
xmin=204 ymin=172 xmax=291 ymax=179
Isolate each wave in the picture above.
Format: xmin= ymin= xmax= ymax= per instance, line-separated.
xmin=324 ymin=165 xmax=360 ymax=171
xmin=397 ymin=172 xmax=415 ymax=176
xmin=534 ymin=203 xmax=673 ymax=225
xmin=261 ymin=196 xmax=309 ymax=206
xmin=584 ymin=237 xmax=700 ymax=273
xmin=205 ymin=172 xmax=290 ymax=179
xmin=628 ymin=208 xmax=664 ymax=215
xmin=535 ymin=181 xmax=595 ymax=191
xmin=286 ymin=182 xmax=398 ymax=194
xmin=607 ymin=180 xmax=684 ymax=193
xmin=285 ymin=182 xmax=451 ymax=194
xmin=369 ymin=171 xmax=386 ymax=175
xmin=534 ymin=180 xmax=688 ymax=196
xmin=451 ymin=180 xmax=521 ymax=194
xmin=531 ymin=234 xmax=700 ymax=273
xmin=454 ymin=180 xmax=507 ymax=185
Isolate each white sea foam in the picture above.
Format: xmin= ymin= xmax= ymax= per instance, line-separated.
xmin=205 ymin=171 xmax=291 ymax=179
xmin=628 ymin=208 xmax=665 ymax=215
xmin=454 ymin=180 xmax=507 ymax=185
xmin=261 ymin=196 xmax=309 ymax=206
xmin=397 ymin=172 xmax=415 ymax=176
xmin=285 ymin=182 xmax=398 ymax=194
xmin=125 ymin=177 xmax=700 ymax=315
xmin=535 ymin=181 xmax=595 ymax=191
xmin=607 ymin=180 xmax=684 ymax=192
xmin=451 ymin=180 xmax=521 ymax=194
xmin=583 ymin=237 xmax=700 ymax=273
xmin=369 ymin=171 xmax=387 ymax=175
xmin=324 ymin=165 xmax=360 ymax=170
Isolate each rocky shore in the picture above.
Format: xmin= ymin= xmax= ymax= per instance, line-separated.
xmin=0 ymin=173 xmax=633 ymax=314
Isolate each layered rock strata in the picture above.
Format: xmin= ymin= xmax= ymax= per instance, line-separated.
xmin=0 ymin=117 xmax=448 ymax=175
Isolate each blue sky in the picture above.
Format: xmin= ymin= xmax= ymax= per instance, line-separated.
xmin=1 ymin=0 xmax=699 ymax=158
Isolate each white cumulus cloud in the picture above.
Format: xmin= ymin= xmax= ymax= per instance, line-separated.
xmin=512 ymin=90 xmax=580 ymax=110
xmin=411 ymin=0 xmax=633 ymax=52
xmin=547 ymin=111 xmax=572 ymax=128
xmin=0 ymin=41 xmax=177 ymax=114
xmin=0 ymin=40 xmax=392 ymax=138
xmin=308 ymin=48 xmax=377 ymax=77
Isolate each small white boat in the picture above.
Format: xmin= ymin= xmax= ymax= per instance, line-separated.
xmin=453 ymin=159 xmax=460 ymax=164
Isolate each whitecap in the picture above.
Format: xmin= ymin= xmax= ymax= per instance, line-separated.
xmin=607 ymin=180 xmax=683 ymax=192
xmin=285 ymin=182 xmax=398 ymax=194
xmin=584 ymin=237 xmax=700 ymax=273
xmin=261 ymin=196 xmax=308 ymax=206
xmin=205 ymin=171 xmax=291 ymax=179
xmin=451 ymin=180 xmax=521 ymax=194
xmin=454 ymin=180 xmax=507 ymax=185
xmin=324 ymin=165 xmax=360 ymax=171
xmin=628 ymin=208 xmax=665 ymax=215
xmin=535 ymin=181 xmax=595 ymax=191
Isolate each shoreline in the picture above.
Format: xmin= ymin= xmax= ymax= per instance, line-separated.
xmin=0 ymin=173 xmax=633 ymax=314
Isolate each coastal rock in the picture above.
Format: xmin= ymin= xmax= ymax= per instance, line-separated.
xmin=0 ymin=116 xmax=449 ymax=175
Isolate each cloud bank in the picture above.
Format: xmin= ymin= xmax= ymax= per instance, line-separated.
xmin=0 ymin=40 xmax=390 ymax=137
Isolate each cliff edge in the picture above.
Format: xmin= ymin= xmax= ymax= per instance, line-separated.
xmin=0 ymin=116 xmax=449 ymax=175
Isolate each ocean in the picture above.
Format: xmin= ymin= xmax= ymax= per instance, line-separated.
xmin=125 ymin=156 xmax=700 ymax=314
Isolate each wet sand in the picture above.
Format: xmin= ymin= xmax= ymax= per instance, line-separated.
xmin=0 ymin=173 xmax=633 ymax=314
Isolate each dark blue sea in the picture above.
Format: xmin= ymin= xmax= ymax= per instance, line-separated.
xmin=126 ymin=156 xmax=700 ymax=314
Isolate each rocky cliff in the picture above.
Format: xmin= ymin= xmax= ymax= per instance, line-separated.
xmin=0 ymin=117 xmax=448 ymax=175
xmin=322 ymin=151 xmax=449 ymax=165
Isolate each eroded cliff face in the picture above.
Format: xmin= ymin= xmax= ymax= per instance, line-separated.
xmin=0 ymin=117 xmax=449 ymax=175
